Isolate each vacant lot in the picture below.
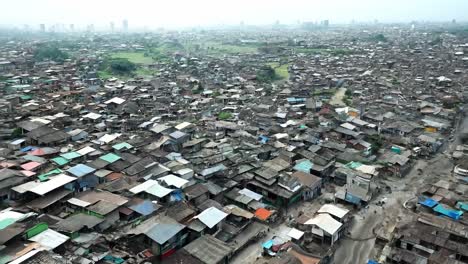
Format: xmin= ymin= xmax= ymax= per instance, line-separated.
xmin=268 ymin=62 xmax=290 ymax=80
xmin=110 ymin=52 xmax=154 ymax=65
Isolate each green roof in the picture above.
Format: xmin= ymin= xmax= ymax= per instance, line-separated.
xmin=293 ymin=160 xmax=314 ymax=172
xmin=51 ymin=157 xmax=70 ymax=166
xmin=20 ymin=95 xmax=32 ymax=100
xmin=345 ymin=161 xmax=363 ymax=169
xmin=38 ymin=168 xmax=63 ymax=182
xmin=99 ymin=153 xmax=121 ymax=164
xmin=112 ymin=142 xmax=133 ymax=150
xmin=60 ymin=151 xmax=82 ymax=160
xmin=0 ymin=218 xmax=16 ymax=230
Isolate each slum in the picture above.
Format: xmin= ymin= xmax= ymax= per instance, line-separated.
xmin=0 ymin=24 xmax=467 ymax=264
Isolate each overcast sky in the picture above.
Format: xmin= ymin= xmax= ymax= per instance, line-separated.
xmin=1 ymin=0 xmax=467 ymax=29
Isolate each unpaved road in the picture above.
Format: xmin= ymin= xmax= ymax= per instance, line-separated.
xmin=330 ymin=88 xmax=347 ymax=107
xmin=333 ymin=151 xmax=454 ymax=264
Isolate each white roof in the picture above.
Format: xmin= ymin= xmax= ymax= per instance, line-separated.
xmin=356 ymin=164 xmax=377 ymax=175
xmin=175 ymin=121 xmax=193 ymax=130
xmin=238 ymin=188 xmax=263 ymax=201
xmin=98 ymin=133 xmax=121 ymax=144
xmin=104 ymin=97 xmax=126 ymax=105
xmin=304 ymin=213 xmax=342 ymax=235
xmin=340 ymin=122 xmax=356 ymax=130
xmin=287 ymin=228 xmax=305 ymax=240
xmin=145 ymin=182 xmax=174 ymax=198
xmin=318 ymin=204 xmax=349 ymax=219
xmin=30 ymin=118 xmax=51 ymax=124
xmin=196 ymin=207 xmax=228 ymax=228
xmin=29 ymin=174 xmax=76 ymax=195
xmin=10 ymin=138 xmax=26 ymax=145
xmin=29 ymin=229 xmax=69 ymax=250
xmin=8 ymin=250 xmax=41 ymax=264
xmin=12 ymin=181 xmax=41 ymax=194
xmin=77 ymin=146 xmax=96 ymax=156
xmin=0 ymin=209 xmax=25 ymax=224
xmin=130 ymin=180 xmax=158 ymax=194
xmin=83 ymin=112 xmax=102 ymax=120
xmin=67 ymin=197 xmax=91 ymax=207
xmin=158 ymin=174 xmax=189 ymax=189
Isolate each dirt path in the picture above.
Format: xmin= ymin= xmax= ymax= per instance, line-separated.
xmin=330 ymin=87 xmax=347 ymax=107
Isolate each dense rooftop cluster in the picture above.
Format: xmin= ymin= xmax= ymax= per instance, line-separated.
xmin=0 ymin=24 xmax=467 ymax=264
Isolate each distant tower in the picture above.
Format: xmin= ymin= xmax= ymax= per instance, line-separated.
xmin=39 ymin=24 xmax=45 ymax=32
xmin=87 ymin=24 xmax=94 ymax=32
xmin=240 ymin=21 xmax=244 ymax=27
xmin=323 ymin=20 xmax=329 ymax=27
xmin=70 ymin=24 xmax=74 ymax=32
xmin=122 ymin=19 xmax=128 ymax=32
xmin=110 ymin=22 xmax=115 ymax=32
xmin=452 ymin=19 xmax=457 ymax=24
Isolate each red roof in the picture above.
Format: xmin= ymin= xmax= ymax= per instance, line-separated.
xmin=21 ymin=170 xmax=36 ymax=177
xmin=255 ymin=208 xmax=272 ymax=220
xmin=29 ymin=148 xmax=46 ymax=156
xmin=20 ymin=161 xmax=42 ymax=171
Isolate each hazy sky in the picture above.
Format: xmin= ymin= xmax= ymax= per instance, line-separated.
xmin=1 ymin=0 xmax=467 ymax=29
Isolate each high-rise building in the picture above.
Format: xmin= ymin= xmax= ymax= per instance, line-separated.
xmin=323 ymin=20 xmax=329 ymax=27
xmin=39 ymin=24 xmax=45 ymax=32
xmin=122 ymin=19 xmax=128 ymax=31
xmin=70 ymin=24 xmax=74 ymax=32
xmin=110 ymin=22 xmax=115 ymax=32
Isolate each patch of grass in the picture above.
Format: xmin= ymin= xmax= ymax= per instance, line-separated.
xmin=268 ymin=62 xmax=289 ymax=80
xmin=218 ymin=111 xmax=233 ymax=120
xmin=97 ymin=70 xmax=114 ymax=79
xmin=186 ymin=41 xmax=259 ymax=56
xmin=110 ymin=52 xmax=154 ymax=65
xmin=135 ymin=67 xmax=155 ymax=77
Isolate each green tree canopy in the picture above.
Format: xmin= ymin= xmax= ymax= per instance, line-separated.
xmin=256 ymin=65 xmax=277 ymax=83
xmin=108 ymin=58 xmax=137 ymax=74
xmin=34 ymin=46 xmax=69 ymax=62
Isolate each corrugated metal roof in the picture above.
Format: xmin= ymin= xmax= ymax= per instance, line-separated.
xmin=29 ymin=174 xmax=75 ymax=195
xmin=99 ymin=153 xmax=121 ymax=164
xmin=145 ymin=222 xmax=185 ymax=244
xmin=196 ymin=207 xmax=228 ymax=228
xmin=67 ymin=164 xmax=96 ymax=177
xmin=28 ymin=228 xmax=69 ymax=250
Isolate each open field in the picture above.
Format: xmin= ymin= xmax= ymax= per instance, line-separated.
xmin=110 ymin=52 xmax=154 ymax=64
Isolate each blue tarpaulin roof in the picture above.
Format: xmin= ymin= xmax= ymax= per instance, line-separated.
xmin=258 ymin=135 xmax=269 ymax=144
xmin=345 ymin=192 xmax=361 ymax=205
xmin=67 ymin=164 xmax=96 ymax=177
xmin=418 ymin=197 xmax=438 ymax=208
xmin=456 ymin=201 xmax=468 ymax=211
xmin=293 ymin=160 xmax=313 ymax=173
xmin=21 ymin=146 xmax=36 ymax=152
xmin=367 ymin=260 xmax=379 ymax=264
xmin=433 ymin=204 xmax=463 ymax=220
xmin=129 ymin=200 xmax=158 ymax=216
xmin=262 ymin=240 xmax=273 ymax=249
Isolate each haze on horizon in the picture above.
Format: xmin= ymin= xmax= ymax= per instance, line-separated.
xmin=1 ymin=0 xmax=467 ymax=29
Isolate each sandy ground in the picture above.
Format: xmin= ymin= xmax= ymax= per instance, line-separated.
xmin=330 ymin=87 xmax=347 ymax=107
xmin=230 ymin=224 xmax=290 ymax=264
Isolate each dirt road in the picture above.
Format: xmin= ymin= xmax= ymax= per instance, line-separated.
xmin=330 ymin=88 xmax=347 ymax=107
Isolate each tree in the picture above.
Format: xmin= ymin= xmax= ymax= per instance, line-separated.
xmin=108 ymin=58 xmax=136 ymax=74
xmin=367 ymin=134 xmax=384 ymax=153
xmin=256 ymin=65 xmax=277 ymax=83
xmin=34 ymin=46 xmax=69 ymax=62
xmin=371 ymin=34 xmax=388 ymax=42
